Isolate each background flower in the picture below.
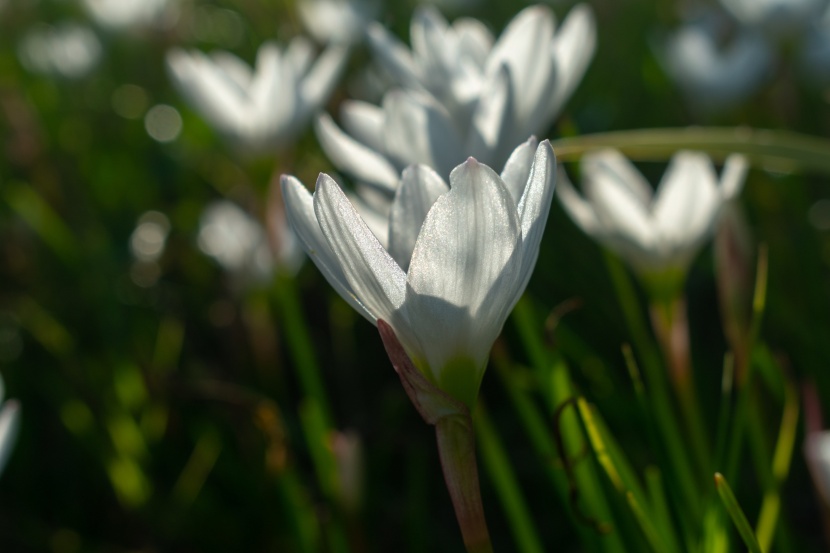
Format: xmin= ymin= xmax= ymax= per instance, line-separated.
xmin=167 ymin=39 xmax=348 ymax=153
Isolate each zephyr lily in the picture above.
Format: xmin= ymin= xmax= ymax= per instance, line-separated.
xmin=719 ymin=0 xmax=829 ymax=34
xmin=298 ymin=0 xmax=378 ymax=44
xmin=17 ymin=22 xmax=102 ymax=80
xmin=656 ymin=18 xmax=773 ymax=112
xmin=167 ymin=39 xmax=348 ymax=153
xmin=282 ymin=138 xmax=554 ymax=409
xmin=0 ymin=376 xmax=20 ymax=477
xmin=318 ymin=4 xmax=593 ymax=181
xmin=558 ymin=149 xmax=748 ymax=295
xmin=82 ymin=0 xmax=175 ymax=31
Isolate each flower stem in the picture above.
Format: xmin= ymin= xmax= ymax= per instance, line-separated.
xmin=437 ymin=415 xmax=494 ymax=553
xmin=648 ymin=297 xmax=711 ymax=476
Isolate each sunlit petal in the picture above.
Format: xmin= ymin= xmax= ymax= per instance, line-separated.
xmin=314 ymin=174 xmax=407 ymax=324
xmin=388 ymin=164 xmax=449 ymax=271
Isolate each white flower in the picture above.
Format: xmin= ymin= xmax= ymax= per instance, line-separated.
xmin=806 ymin=431 xmax=830 ymax=506
xmin=298 ymin=0 xmax=378 ymax=44
xmin=167 ymin=39 xmax=348 ymax=153
xmin=17 ymin=22 xmax=102 ymax=80
xmin=317 ymin=4 xmax=593 ymax=180
xmin=558 ymin=149 xmax=748 ymax=280
xmin=281 ymin=138 xmax=555 ymax=408
xmin=719 ymin=0 xmax=829 ymax=35
xmin=0 ymin=376 xmax=20 ymax=477
xmin=198 ymin=200 xmax=302 ymax=282
xmin=82 ymin=0 xmax=175 ymax=31
xmin=657 ymin=18 xmax=773 ymax=112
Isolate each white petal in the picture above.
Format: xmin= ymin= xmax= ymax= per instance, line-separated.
xmin=314 ymin=174 xmax=407 ymax=325
xmin=388 ymin=164 xmax=449 ymax=271
xmin=499 ymin=136 xmax=538 ymax=205
xmin=349 ymin=186 xmax=392 ymax=248
xmin=404 ymin=158 xmax=522 ymax=376
xmin=281 ymin=176 xmax=375 ymax=322
xmin=211 ymin=50 xmax=254 ymax=89
xmin=546 ymin=4 xmax=597 ymax=123
xmin=314 ymin=113 xmax=400 ymax=192
xmin=286 ymin=35 xmax=315 ymax=78
xmin=383 ymin=90 xmax=465 ymax=178
xmin=299 ymin=44 xmax=349 ymax=116
xmin=653 ymin=151 xmax=719 ymax=249
xmin=720 ymin=154 xmax=749 ymax=200
xmin=453 ymin=18 xmax=495 ymax=68
xmin=167 ymin=49 xmax=247 ymax=136
xmin=512 ymin=140 xmax=556 ymax=305
xmin=485 ymin=5 xmax=557 ymax=135
xmin=583 ymin=154 xmax=656 ymax=254
xmin=367 ymin=23 xmax=423 ymax=89
xmin=411 ymin=6 xmax=450 ymax=74
xmin=250 ymin=43 xmax=295 ymax=138
xmin=340 ymin=100 xmax=386 ymax=154
xmin=556 ymin=168 xmax=601 ymax=235
xmin=582 ymin=148 xmax=653 ymax=205
xmin=466 ymin=64 xmax=512 ymax=165
xmin=0 ymin=400 xmax=19 ymax=476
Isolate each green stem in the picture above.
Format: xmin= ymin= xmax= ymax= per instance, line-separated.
xmin=437 ymin=415 xmax=494 ymax=553
xmin=648 ymin=298 xmax=711 ymax=476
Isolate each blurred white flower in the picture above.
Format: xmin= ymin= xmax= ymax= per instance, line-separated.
xmin=0 ymin=375 xmax=20 ymax=477
xmin=167 ymin=39 xmax=348 ymax=153
xmin=17 ymin=22 xmax=102 ymax=79
xmin=198 ymin=200 xmax=302 ymax=283
xmin=298 ymin=0 xmax=379 ymax=44
xmin=281 ymin=138 xmax=555 ymax=407
xmin=81 ymin=0 xmax=176 ymax=31
xmin=351 ymin=4 xmax=594 ymax=167
xmin=657 ymin=18 xmax=773 ymax=112
xmin=558 ymin=149 xmax=748 ymax=280
xmin=719 ymin=0 xmax=829 ymax=35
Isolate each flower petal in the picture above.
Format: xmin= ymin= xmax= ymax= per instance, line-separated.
xmin=388 ymin=164 xmax=449 ymax=271
xmin=314 ymin=113 xmax=400 ymax=192
xmin=583 ymin=152 xmax=656 ymax=254
xmin=653 ymin=151 xmax=719 ymax=249
xmin=250 ymin=42 xmax=295 ymax=137
xmin=511 ymin=140 xmax=556 ymax=306
xmin=557 ymin=167 xmax=601 ymax=235
xmin=466 ymin=64 xmax=512 ymax=166
xmin=383 ymin=90 xmax=465 ymax=178
xmin=499 ymin=136 xmax=538 ymax=205
xmin=582 ymin=148 xmax=653 ymax=205
xmin=546 ymin=4 xmax=596 ymax=123
xmin=404 ymin=157 xmax=522 ymax=376
xmin=299 ymin=44 xmax=349 ymax=116
xmin=0 ymin=400 xmax=19 ymax=476
xmin=340 ymin=100 xmax=386 ymax=154
xmin=720 ymin=154 xmax=749 ymax=200
xmin=314 ymin=173 xmax=407 ymax=325
xmin=485 ymin=5 xmax=557 ymax=137
xmin=367 ymin=23 xmax=423 ymax=90
xmin=281 ymin=175 xmax=375 ymax=322
xmin=286 ymin=35 xmax=315 ymax=78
